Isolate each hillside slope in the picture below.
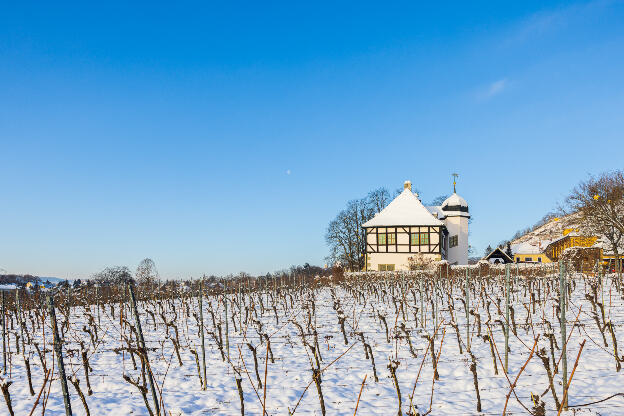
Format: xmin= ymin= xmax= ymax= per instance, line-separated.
xmin=511 ymin=211 xmax=581 ymax=247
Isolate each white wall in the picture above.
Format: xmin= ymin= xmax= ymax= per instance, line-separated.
xmin=367 ymin=252 xmax=441 ymax=271
xmin=445 ymin=215 xmax=469 ymax=265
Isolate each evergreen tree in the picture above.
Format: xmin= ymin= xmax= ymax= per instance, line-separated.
xmin=505 ymin=242 xmax=513 ymax=259
xmin=484 ymin=245 xmax=493 ymax=257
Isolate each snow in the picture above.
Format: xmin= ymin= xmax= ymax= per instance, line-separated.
xmin=595 ymin=235 xmax=624 ymax=255
xmin=363 ymin=188 xmax=444 ymax=227
xmin=0 ymin=284 xmax=17 ymax=290
xmin=511 ymin=242 xmax=543 ymax=255
xmin=512 ymin=212 xmax=581 ymax=247
xmin=2 ymin=269 xmax=623 ymax=415
xmin=441 ymin=193 xmax=468 ymax=208
xmin=426 ymin=205 xmax=446 ymax=219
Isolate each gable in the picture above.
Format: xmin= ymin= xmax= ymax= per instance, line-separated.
xmin=363 ymin=188 xmax=444 ymax=227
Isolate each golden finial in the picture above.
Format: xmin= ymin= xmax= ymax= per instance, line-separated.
xmin=452 ymin=173 xmax=459 ymax=193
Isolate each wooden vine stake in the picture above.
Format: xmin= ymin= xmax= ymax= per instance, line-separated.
xmin=504 ymin=264 xmax=510 ymax=373
xmin=46 ymin=295 xmax=73 ymax=416
xmin=1 ymin=291 xmax=5 ymax=375
xmin=465 ymin=268 xmax=470 ymax=351
xmin=199 ymin=277 xmax=207 ymax=390
xmin=224 ymin=279 xmax=230 ymax=360
xmin=559 ymin=260 xmax=568 ymax=410
xmin=128 ymin=282 xmax=160 ymax=416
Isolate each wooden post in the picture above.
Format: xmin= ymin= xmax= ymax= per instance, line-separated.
xmin=67 ymin=283 xmax=71 ymax=313
xmin=600 ymin=259 xmax=604 ymax=310
xmin=47 ymin=295 xmax=73 ymax=416
xmin=435 ymin=268 xmax=440 ymax=329
xmin=617 ymin=253 xmax=622 ymax=291
xmin=224 ymin=280 xmax=230 ymax=361
xmin=199 ymin=277 xmax=207 ymax=390
xmin=15 ymin=289 xmax=25 ymax=354
xmin=95 ymin=285 xmax=100 ymax=325
xmin=1 ymin=291 xmax=5 ymax=375
xmin=559 ymin=261 xmax=568 ymax=410
xmin=128 ymin=283 xmax=160 ymax=415
xmin=465 ymin=268 xmax=470 ymax=351
xmin=419 ymin=279 xmax=424 ymax=328
xmin=504 ymin=264 xmax=510 ymax=373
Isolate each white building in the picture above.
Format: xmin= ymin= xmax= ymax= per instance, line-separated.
xmin=362 ymin=180 xmax=470 ymax=271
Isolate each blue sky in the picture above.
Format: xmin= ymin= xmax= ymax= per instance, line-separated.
xmin=1 ymin=1 xmax=623 ymax=278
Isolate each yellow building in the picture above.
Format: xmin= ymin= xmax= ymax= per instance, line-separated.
xmin=513 ymin=253 xmax=552 ymax=263
xmin=544 ymin=235 xmax=598 ymax=262
xmin=511 ymin=242 xmax=552 ymax=263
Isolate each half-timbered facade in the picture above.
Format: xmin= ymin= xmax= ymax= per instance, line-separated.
xmin=362 ymin=180 xmax=470 ymax=271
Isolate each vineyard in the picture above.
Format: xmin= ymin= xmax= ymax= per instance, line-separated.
xmin=0 ymin=263 xmax=623 ymax=415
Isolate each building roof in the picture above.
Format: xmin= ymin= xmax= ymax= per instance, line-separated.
xmin=442 ymin=193 xmax=468 ymax=208
xmin=511 ymin=242 xmax=543 ymax=255
xmin=363 ymin=187 xmax=444 ymax=227
xmin=441 ymin=193 xmax=470 ymax=217
xmin=483 ymin=247 xmax=514 ymax=263
xmin=426 ymin=205 xmax=446 ymax=219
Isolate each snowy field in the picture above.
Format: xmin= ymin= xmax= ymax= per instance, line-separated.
xmin=2 ymin=266 xmax=624 ymax=415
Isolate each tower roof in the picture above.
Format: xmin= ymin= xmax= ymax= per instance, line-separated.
xmin=363 ymin=186 xmax=444 ymax=227
xmin=441 ymin=193 xmax=470 ymax=218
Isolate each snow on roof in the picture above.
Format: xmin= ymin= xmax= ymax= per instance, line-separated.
xmin=511 ymin=242 xmax=542 ymax=255
xmin=440 ymin=193 xmax=470 ymax=218
xmin=442 ymin=193 xmax=468 ymax=208
xmin=426 ymin=205 xmax=446 ymax=219
xmin=483 ymin=247 xmax=513 ymax=262
xmin=363 ymin=188 xmax=444 ymax=227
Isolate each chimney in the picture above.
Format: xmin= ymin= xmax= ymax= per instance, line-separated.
xmin=404 ymin=180 xmax=412 ymax=191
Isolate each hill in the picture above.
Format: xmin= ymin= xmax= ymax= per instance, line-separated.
xmin=510 ymin=211 xmax=581 ymax=248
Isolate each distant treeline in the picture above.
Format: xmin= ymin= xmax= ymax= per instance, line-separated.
xmin=0 ymin=274 xmax=42 ymax=285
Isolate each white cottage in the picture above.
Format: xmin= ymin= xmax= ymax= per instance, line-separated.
xmin=362 ymin=180 xmax=470 ymax=271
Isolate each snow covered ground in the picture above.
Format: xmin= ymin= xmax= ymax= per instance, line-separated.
xmin=3 ymin=269 xmax=624 ymax=415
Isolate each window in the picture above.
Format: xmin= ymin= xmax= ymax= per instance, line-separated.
xmin=449 ymin=235 xmax=458 ymax=248
xmin=377 ymin=234 xmax=386 ymax=245
xmin=410 ymin=233 xmax=419 ymax=245
xmin=538 ymin=257 xmax=542 ymax=263
xmin=516 ymin=257 xmax=520 ymax=263
xmin=411 ymin=233 xmax=429 ymax=245
xmin=525 ymin=257 xmax=532 ymax=262
xmin=387 ymin=233 xmax=396 ymax=244
xmin=378 ymin=264 xmax=395 ymax=271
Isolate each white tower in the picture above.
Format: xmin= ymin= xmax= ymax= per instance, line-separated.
xmin=442 ymin=176 xmax=470 ymax=265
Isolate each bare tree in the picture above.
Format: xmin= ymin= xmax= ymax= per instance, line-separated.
xmin=325 ymin=187 xmax=393 ymax=271
xmin=428 ymin=195 xmax=449 ymax=206
xmin=367 ymin=188 xmax=393 ymax=213
xmin=325 ymin=199 xmax=366 ymax=272
xmin=92 ymin=266 xmax=133 ymax=286
xmin=136 ymin=258 xmax=159 ymax=286
xmin=568 ymin=170 xmax=624 ymax=275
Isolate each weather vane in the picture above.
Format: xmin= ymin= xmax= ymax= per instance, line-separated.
xmin=452 ymin=173 xmax=459 ymax=193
